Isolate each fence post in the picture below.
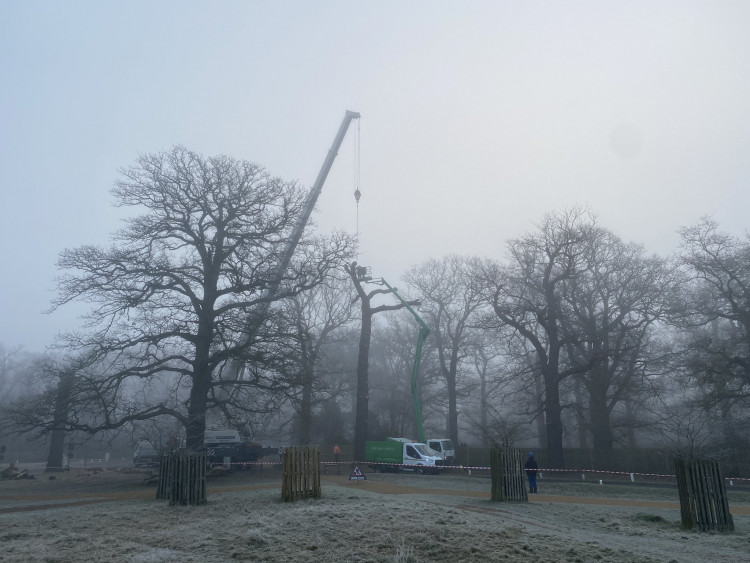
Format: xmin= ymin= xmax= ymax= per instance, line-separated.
xmin=156 ymin=454 xmax=169 ymax=500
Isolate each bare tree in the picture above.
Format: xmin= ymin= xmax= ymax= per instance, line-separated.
xmin=346 ymin=262 xmax=419 ymax=461
xmin=403 ymin=255 xmax=484 ymax=446
xmin=479 ymin=208 xmax=595 ymax=467
xmin=562 ymin=228 xmax=671 ymax=449
xmin=50 ymin=147 xmax=354 ymax=449
xmin=674 ymin=218 xmax=750 ymax=446
xmin=461 ymin=331 xmax=526 ymax=446
xmin=368 ymin=320 xmax=423 ymax=439
xmin=656 ymin=387 xmax=715 ymax=461
xmin=266 ymin=276 xmax=355 ymax=444
xmin=1 ymin=352 xmax=86 ymax=471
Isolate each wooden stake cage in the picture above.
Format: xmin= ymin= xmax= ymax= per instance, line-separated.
xmin=490 ymin=448 xmax=529 ymax=502
xmin=156 ymin=450 xmax=207 ymax=506
xmin=282 ymin=446 xmax=321 ymax=502
xmin=674 ymin=457 xmax=734 ymax=531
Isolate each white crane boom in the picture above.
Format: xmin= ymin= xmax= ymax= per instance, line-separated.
xmin=225 ymin=110 xmax=361 ymax=380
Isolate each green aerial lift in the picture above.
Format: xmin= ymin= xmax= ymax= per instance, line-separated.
xmin=370 ymin=278 xmax=430 ymax=443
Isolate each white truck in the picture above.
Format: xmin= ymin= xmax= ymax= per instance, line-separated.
xmin=203 ymin=429 xmax=263 ymax=466
xmin=365 ymin=437 xmax=444 ymax=474
xmin=427 ymin=438 xmax=456 ymax=464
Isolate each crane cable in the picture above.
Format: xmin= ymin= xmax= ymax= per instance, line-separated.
xmin=354 ymin=118 xmax=361 ymax=236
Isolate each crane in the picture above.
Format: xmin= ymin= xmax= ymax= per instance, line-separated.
xmin=225 ymin=110 xmax=361 ymax=381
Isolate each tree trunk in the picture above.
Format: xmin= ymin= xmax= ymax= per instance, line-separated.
xmin=574 ymin=378 xmax=589 ymax=448
xmin=625 ymin=399 xmax=637 ymax=449
xmin=45 ymin=369 xmax=75 ymax=472
xmin=533 ymin=367 xmax=546 ymax=446
xmin=446 ymin=372 xmax=458 ymax=445
xmin=297 ymin=324 xmax=315 ymax=445
xmin=185 ymin=375 xmax=211 ymax=450
xmin=479 ymin=371 xmax=488 ymax=444
xmin=543 ymin=369 xmax=564 ymax=468
xmin=589 ymin=403 xmax=613 ymax=450
xmin=542 ymin=281 xmax=566 ymax=468
xmin=541 ymin=334 xmax=565 ymax=468
xmin=186 ymin=329 xmax=213 ymax=450
xmin=353 ymin=309 xmax=372 ymax=461
xmin=446 ymin=348 xmax=460 ymax=445
xmin=185 ymin=282 xmax=219 ymax=451
xmin=588 ymin=372 xmax=613 ymax=450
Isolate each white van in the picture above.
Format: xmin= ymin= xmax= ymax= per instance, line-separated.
xmin=427 ymin=438 xmax=455 ymax=464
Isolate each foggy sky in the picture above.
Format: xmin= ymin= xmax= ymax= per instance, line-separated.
xmin=2 ymin=1 xmax=749 ymax=350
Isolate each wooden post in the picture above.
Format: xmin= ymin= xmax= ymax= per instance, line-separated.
xmin=674 ymin=458 xmax=693 ymax=529
xmin=156 ymin=454 xmax=169 ymax=500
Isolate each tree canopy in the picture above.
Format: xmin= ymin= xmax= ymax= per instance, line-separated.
xmin=50 ymin=146 xmax=354 ymax=448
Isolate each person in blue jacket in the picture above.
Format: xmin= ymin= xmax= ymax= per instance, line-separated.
xmin=524 ymin=452 xmax=538 ymax=493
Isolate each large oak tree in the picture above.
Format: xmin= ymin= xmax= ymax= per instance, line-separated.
xmin=51 ymin=146 xmax=353 ymax=449
xmin=480 ymin=208 xmax=596 ymax=467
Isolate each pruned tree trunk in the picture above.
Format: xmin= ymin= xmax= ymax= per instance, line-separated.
xmin=354 ymin=310 xmax=372 ymax=461
xmin=347 ymin=262 xmax=415 ymax=462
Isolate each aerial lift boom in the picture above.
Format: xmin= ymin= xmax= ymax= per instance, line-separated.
xmin=372 ymin=278 xmax=430 ymax=443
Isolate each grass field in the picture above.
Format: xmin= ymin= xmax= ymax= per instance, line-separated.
xmin=1 ymin=467 xmax=749 ymax=562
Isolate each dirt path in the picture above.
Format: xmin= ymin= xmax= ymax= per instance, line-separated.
xmin=0 ymin=482 xmax=278 ymax=514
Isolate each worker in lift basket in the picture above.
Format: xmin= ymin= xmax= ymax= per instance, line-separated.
xmin=525 ymin=452 xmax=538 ymax=493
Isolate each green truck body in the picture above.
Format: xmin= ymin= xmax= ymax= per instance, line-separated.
xmin=365 ymin=438 xmax=405 ymax=464
xmin=364 ymin=437 xmax=443 ymax=473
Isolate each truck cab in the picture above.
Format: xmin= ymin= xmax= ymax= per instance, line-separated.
xmin=427 ymin=439 xmax=455 ymax=464
xmin=204 ymin=429 xmax=242 ymax=464
xmin=403 ymin=443 xmax=440 ymax=468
